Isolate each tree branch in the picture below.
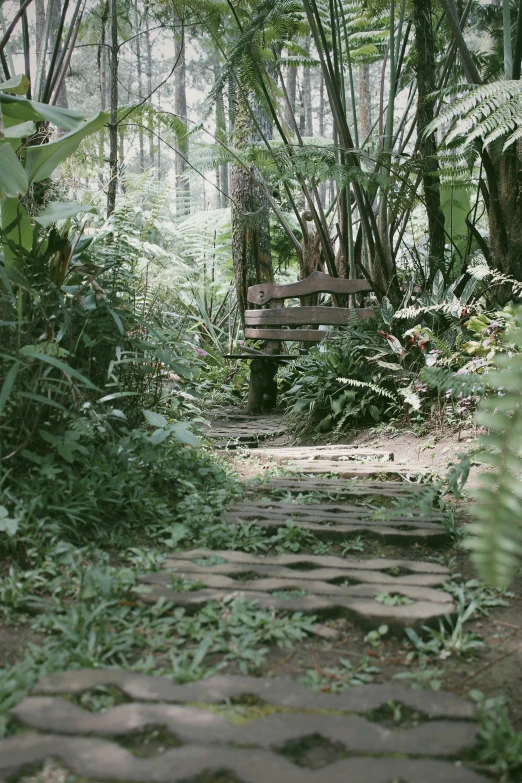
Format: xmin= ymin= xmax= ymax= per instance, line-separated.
xmin=438 ymin=0 xmax=482 ymax=84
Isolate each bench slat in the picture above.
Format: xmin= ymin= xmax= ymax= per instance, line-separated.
xmin=245 ymin=306 xmax=374 ymax=326
xmin=248 ymin=271 xmax=373 ymax=305
xmin=245 ymin=328 xmax=338 ymax=342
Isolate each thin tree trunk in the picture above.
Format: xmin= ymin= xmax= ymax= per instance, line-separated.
xmin=98 ymin=1 xmax=108 ymax=169
xmin=359 ymin=63 xmax=371 ymax=139
xmin=285 ymin=61 xmax=297 ymax=128
xmin=144 ymin=16 xmax=154 ymax=168
xmin=50 ymin=0 xmax=68 ymax=108
xmin=106 ymin=0 xmax=118 ymax=216
xmin=318 ymin=74 xmax=326 ymax=206
xmin=413 ymin=0 xmax=446 ymax=279
xmin=134 ymin=0 xmax=144 ymax=172
xmin=214 ymin=56 xmax=228 ymax=208
xmin=303 ymin=36 xmax=313 ymax=136
xmin=174 ymin=12 xmax=189 ymax=215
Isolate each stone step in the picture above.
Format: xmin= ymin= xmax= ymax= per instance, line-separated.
xmin=225 ymin=500 xmax=449 ymax=545
xmin=0 ymin=670 xmax=487 ymax=783
xmin=135 ymin=549 xmax=455 ymax=634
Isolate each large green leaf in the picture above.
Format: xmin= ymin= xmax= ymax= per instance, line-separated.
xmin=1 ymin=198 xmax=33 ymax=267
xmin=4 ymin=121 xmax=36 ymax=144
xmin=24 ymin=111 xmax=109 ymax=185
xmin=0 ymin=93 xmax=85 ymax=131
xmin=0 ymin=75 xmax=30 ymax=95
xmin=441 ymin=186 xmax=471 ymax=275
xmin=0 ymin=143 xmax=28 ymax=198
xmin=34 ymin=202 xmax=99 ymax=228
xmin=20 ymin=347 xmax=99 ymax=390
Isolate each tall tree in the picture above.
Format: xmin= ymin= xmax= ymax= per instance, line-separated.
xmin=231 ymin=90 xmax=274 ymax=319
xmin=106 ymin=0 xmax=118 ymax=216
xmin=174 ymin=9 xmax=189 ymax=214
xmin=412 ymin=0 xmax=445 ymax=280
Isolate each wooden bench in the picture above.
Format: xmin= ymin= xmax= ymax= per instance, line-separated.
xmin=227 ymin=271 xmax=376 ymax=414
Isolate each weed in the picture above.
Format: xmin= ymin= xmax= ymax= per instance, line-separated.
xmin=374 ymin=592 xmax=414 ymax=607
xmin=471 ymin=691 xmax=522 ymax=782
xmin=364 ymin=625 xmax=389 ymax=647
xmin=299 ymin=656 xmax=381 ymax=692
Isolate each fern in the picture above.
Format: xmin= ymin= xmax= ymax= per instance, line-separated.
xmin=420 ymin=366 xmax=487 ymax=397
xmin=336 ymin=377 xmax=396 ymax=401
xmin=427 ymin=80 xmax=522 ymax=152
xmin=394 ymin=302 xmax=463 ymax=320
xmin=464 ymin=310 xmax=522 ymax=588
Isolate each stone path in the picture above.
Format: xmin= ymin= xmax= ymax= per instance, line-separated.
xmin=136 ymin=549 xmax=454 ymax=633
xmin=2 ymin=669 xmax=487 ymax=782
xmin=205 ymin=411 xmax=287 ymax=447
xmin=257 ymin=477 xmax=429 ymax=497
xmin=0 ymin=414 xmax=486 ymax=782
xmin=225 ymin=499 xmax=449 ymax=544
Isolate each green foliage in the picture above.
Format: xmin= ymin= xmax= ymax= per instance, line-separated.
xmin=428 ymin=80 xmax=522 ymax=153
xmin=278 ymin=321 xmax=419 ymax=435
xmin=463 ymin=310 xmax=522 ymax=589
xmin=298 ymin=656 xmax=381 ymax=692
xmin=473 ymin=692 xmax=522 ymax=781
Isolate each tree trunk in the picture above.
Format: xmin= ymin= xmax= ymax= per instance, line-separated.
xmin=214 ymin=62 xmax=228 ymax=208
xmin=303 ymin=36 xmax=313 ymax=136
xmin=285 ymin=61 xmax=297 ymax=128
xmin=98 ymin=1 xmax=108 ymax=170
xmin=106 ymin=0 xmax=118 ymax=217
xmin=231 ymin=90 xmax=274 ymax=321
xmin=174 ymin=12 xmax=189 ymax=215
xmin=144 ymin=16 xmax=154 ymax=168
xmin=413 ymin=0 xmax=446 ymax=280
xmin=359 ymin=63 xmax=371 ymax=139
xmin=134 ymin=0 xmax=144 ymax=173
xmin=50 ymin=0 xmax=68 ymax=108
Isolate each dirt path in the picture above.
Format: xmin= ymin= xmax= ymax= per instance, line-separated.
xmin=1 ymin=414 xmax=520 ymax=782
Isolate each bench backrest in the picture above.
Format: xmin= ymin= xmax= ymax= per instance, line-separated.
xmin=245 ymin=271 xmax=374 ymax=343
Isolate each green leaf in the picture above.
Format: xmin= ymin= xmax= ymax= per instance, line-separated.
xmin=3 ymin=121 xmax=35 ymax=139
xmin=24 ymin=111 xmax=109 ymax=185
xmin=1 ymin=198 xmax=33 ymax=266
xmin=34 ymin=201 xmax=99 ymax=228
xmin=0 ymin=143 xmax=28 ymax=198
xmin=0 ymin=74 xmax=30 ymax=95
xmin=142 ymin=409 xmax=168 ymax=428
xmin=21 ymin=347 xmax=99 ymax=390
xmin=0 ymin=93 xmax=85 ymax=131
xmin=0 ymin=505 xmax=18 ymax=536
xmin=170 ymin=422 xmax=200 ymax=446
xmin=0 ymin=360 xmax=19 ymax=415
xmin=99 ymin=391 xmax=139 ymax=403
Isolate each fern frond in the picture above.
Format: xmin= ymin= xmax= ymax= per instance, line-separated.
xmin=420 ymin=366 xmax=487 ymax=397
xmin=464 ymin=317 xmax=522 ymax=588
xmin=394 ymin=302 xmax=463 ymax=321
xmin=427 ymin=80 xmax=522 ymax=153
xmin=336 ymin=377 xmax=396 ymax=401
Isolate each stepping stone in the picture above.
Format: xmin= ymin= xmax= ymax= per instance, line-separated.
xmin=258 ymin=477 xmax=430 ymax=497
xmin=136 ymin=549 xmax=455 ymax=633
xmin=2 ymin=670 xmax=487 ymax=783
xmin=272 ymin=460 xmax=430 ymax=477
xmin=204 ymin=414 xmax=286 ymax=445
xmin=225 ymin=500 xmax=450 ymax=544
xmin=257 ymin=445 xmax=395 ymax=462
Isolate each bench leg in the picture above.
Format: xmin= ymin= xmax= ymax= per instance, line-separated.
xmin=247 ymin=358 xmax=279 ymax=414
